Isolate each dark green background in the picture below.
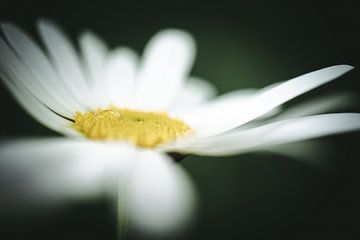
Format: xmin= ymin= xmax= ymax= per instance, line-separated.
xmin=0 ymin=0 xmax=360 ymax=239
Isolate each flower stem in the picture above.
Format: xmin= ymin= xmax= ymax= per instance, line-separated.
xmin=117 ymin=177 xmax=128 ymax=240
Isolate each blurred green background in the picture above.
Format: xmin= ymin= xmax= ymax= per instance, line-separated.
xmin=0 ymin=0 xmax=360 ymax=239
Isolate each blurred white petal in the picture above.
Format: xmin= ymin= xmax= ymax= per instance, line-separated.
xmin=37 ymin=19 xmax=93 ymax=109
xmin=170 ymin=76 xmax=217 ymax=115
xmin=79 ymin=31 xmax=109 ymax=107
xmin=184 ymin=65 xmax=353 ymax=137
xmin=1 ymin=79 xmax=76 ymax=135
xmin=170 ymin=113 xmax=360 ymax=155
xmin=0 ymin=138 xmax=134 ymax=203
xmin=126 ymin=150 xmax=196 ymax=236
xmin=270 ymin=92 xmax=357 ymax=121
xmin=179 ymin=88 xmax=257 ymax=136
xmin=0 ymin=138 xmax=197 ymax=235
xmin=232 ymin=92 xmax=357 ymax=132
xmin=260 ymin=140 xmax=332 ymax=168
xmin=0 ymin=26 xmax=77 ymax=117
xmin=105 ymin=47 xmax=138 ymax=108
xmin=134 ymin=29 xmax=196 ymax=111
xmin=0 ymin=39 xmax=75 ymax=134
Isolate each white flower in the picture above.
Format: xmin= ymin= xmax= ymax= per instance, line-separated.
xmin=0 ymin=19 xmax=360 ymax=236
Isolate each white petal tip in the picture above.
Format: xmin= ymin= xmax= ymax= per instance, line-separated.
xmin=156 ymin=28 xmax=193 ymax=38
xmin=37 ymin=18 xmax=52 ymax=26
xmin=329 ymin=64 xmax=354 ymax=73
xmin=36 ymin=18 xmax=59 ymax=32
xmin=152 ymin=28 xmax=195 ymax=49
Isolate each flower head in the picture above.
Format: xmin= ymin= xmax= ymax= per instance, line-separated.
xmin=0 ymin=19 xmax=360 ymax=236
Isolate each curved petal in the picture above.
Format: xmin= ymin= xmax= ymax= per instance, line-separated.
xmin=125 ymin=150 xmax=196 ymax=236
xmin=260 ymin=140 xmax=331 ymax=168
xmin=0 ymin=138 xmax=134 ymax=205
xmin=184 ymin=65 xmax=354 ymax=137
xmin=0 ymin=25 xmax=78 ymax=117
xmin=79 ymin=31 xmax=109 ymax=108
xmin=105 ymin=47 xmax=138 ymax=108
xmin=37 ymin=19 xmax=93 ymax=109
xmin=0 ymin=76 xmax=76 ymax=135
xmin=269 ymin=92 xmax=356 ymax=121
xmin=180 ymin=88 xmax=258 ymax=136
xmin=231 ymin=92 xmax=357 ymax=132
xmin=170 ymin=76 xmax=217 ymax=115
xmin=0 ymin=38 xmax=75 ymax=135
xmin=134 ymin=29 xmax=196 ymax=111
xmin=0 ymin=138 xmax=197 ymax=235
xmin=170 ymin=113 xmax=360 ymax=156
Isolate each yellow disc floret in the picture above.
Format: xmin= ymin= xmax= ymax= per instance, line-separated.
xmin=73 ymin=107 xmax=193 ymax=148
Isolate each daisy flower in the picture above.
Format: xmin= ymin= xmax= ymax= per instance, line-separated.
xmin=0 ymin=19 xmax=360 ymax=236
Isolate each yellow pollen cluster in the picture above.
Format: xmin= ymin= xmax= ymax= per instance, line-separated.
xmin=73 ymin=108 xmax=193 ymax=148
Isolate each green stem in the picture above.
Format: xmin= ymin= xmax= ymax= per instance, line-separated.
xmin=117 ymin=177 xmax=128 ymax=240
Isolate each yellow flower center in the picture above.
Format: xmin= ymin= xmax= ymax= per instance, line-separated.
xmin=72 ymin=107 xmax=193 ymax=148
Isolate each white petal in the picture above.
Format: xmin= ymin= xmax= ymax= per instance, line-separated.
xmin=180 ymin=88 xmax=258 ymax=136
xmin=126 ymin=150 xmax=196 ymax=235
xmin=37 ymin=19 xmax=93 ymax=109
xmin=0 ymin=26 xmax=77 ymax=117
xmin=185 ymin=65 xmax=354 ymax=137
xmin=80 ymin=31 xmax=109 ymax=107
xmin=1 ymin=76 xmax=76 ymax=135
xmin=134 ymin=29 xmax=195 ymax=111
xmin=260 ymin=140 xmax=331 ymax=168
xmin=0 ymin=38 xmax=78 ymax=135
xmin=170 ymin=76 xmax=217 ymax=115
xmin=0 ymin=23 xmax=83 ymax=114
xmin=171 ymin=113 xmax=360 ymax=156
xmin=270 ymin=92 xmax=356 ymax=121
xmin=105 ymin=47 xmax=138 ymax=108
xmin=232 ymin=92 xmax=357 ymax=132
xmin=0 ymin=138 xmax=134 ymax=204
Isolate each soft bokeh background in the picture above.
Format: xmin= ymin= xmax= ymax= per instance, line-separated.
xmin=0 ymin=0 xmax=360 ymax=239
